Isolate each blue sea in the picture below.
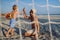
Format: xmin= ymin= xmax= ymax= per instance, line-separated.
xmin=0 ymin=15 xmax=60 ymax=40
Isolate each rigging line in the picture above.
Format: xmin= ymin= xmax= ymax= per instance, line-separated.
xmin=5 ymin=0 xmax=60 ymax=8
xmin=16 ymin=20 xmax=60 ymax=25
xmin=46 ymin=0 xmax=53 ymax=40
xmin=16 ymin=0 xmax=23 ymax=40
xmin=18 ymin=1 xmax=60 ymax=8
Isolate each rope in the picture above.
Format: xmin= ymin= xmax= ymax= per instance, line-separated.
xmin=5 ymin=0 xmax=60 ymax=8
xmin=46 ymin=0 xmax=53 ymax=40
xmin=16 ymin=0 xmax=23 ymax=40
xmin=19 ymin=1 xmax=60 ymax=8
xmin=50 ymin=5 xmax=60 ymax=8
xmin=16 ymin=19 xmax=60 ymax=25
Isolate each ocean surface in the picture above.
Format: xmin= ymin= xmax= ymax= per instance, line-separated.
xmin=0 ymin=15 xmax=60 ymax=40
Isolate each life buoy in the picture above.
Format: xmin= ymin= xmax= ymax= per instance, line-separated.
xmin=5 ymin=13 xmax=10 ymax=19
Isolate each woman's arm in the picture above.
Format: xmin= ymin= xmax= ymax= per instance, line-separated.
xmin=23 ymin=8 xmax=30 ymax=19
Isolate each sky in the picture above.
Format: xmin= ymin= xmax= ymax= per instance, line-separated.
xmin=0 ymin=0 xmax=60 ymax=14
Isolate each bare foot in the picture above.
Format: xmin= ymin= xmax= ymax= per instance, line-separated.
xmin=11 ymin=33 xmax=15 ymax=36
xmin=4 ymin=30 xmax=10 ymax=38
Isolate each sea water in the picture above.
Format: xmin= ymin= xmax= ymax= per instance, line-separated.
xmin=0 ymin=15 xmax=60 ymax=40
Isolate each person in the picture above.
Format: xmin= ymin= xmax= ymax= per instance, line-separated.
xmin=5 ymin=5 xmax=18 ymax=37
xmin=23 ymin=8 xmax=40 ymax=40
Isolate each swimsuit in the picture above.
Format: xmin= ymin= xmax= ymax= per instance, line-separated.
xmin=9 ymin=12 xmax=16 ymax=28
xmin=10 ymin=18 xmax=16 ymax=28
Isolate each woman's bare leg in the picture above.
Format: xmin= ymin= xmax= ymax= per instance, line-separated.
xmin=24 ymin=32 xmax=31 ymax=37
xmin=36 ymin=23 xmax=40 ymax=33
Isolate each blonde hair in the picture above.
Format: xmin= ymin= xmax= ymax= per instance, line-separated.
xmin=32 ymin=9 xmax=36 ymax=13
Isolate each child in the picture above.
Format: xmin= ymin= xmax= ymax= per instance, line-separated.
xmin=5 ymin=5 xmax=18 ymax=37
